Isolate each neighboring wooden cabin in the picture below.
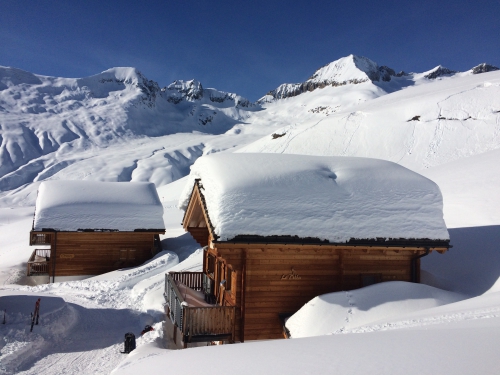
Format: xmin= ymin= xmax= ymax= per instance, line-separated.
xmin=28 ymin=180 xmax=165 ymax=282
xmin=164 ymin=154 xmax=449 ymax=346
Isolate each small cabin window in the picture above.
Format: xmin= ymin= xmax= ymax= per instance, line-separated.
xmin=361 ymin=274 xmax=382 ymax=287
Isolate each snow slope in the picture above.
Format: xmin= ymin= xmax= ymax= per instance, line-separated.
xmin=242 ymin=70 xmax=500 ymax=171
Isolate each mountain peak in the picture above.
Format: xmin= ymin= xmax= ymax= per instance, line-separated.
xmin=423 ymin=65 xmax=457 ymax=79
xmin=0 ymin=66 xmax=43 ymax=89
xmin=309 ymin=54 xmax=380 ymax=83
xmin=260 ymin=54 xmax=396 ymax=102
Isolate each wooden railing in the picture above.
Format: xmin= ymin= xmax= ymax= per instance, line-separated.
xmin=164 ymin=272 xmax=235 ymax=344
xmin=183 ymin=305 xmax=236 ymax=339
xmin=27 ymin=249 xmax=51 ymax=276
xmin=168 ymin=271 xmax=204 ymax=291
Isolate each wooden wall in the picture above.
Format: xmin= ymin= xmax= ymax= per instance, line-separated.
xmin=213 ymin=243 xmax=442 ymax=342
xmin=49 ymin=232 xmax=158 ymax=276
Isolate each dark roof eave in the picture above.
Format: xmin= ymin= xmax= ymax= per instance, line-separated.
xmin=32 ymin=228 xmax=165 ymax=233
xmin=214 ymin=235 xmax=450 ymax=248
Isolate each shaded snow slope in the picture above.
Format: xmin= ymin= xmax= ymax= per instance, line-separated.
xmin=422 ymin=225 xmax=500 ymax=296
xmin=421 ymin=148 xmax=500 ymax=228
xmin=179 ymin=153 xmax=448 ymax=242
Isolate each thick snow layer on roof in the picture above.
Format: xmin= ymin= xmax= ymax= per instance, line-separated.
xmin=33 ymin=181 xmax=164 ymax=231
xmin=179 ymin=154 xmax=448 ymax=242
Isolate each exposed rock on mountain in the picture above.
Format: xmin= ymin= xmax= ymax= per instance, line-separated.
xmin=424 ymin=66 xmax=457 ymax=79
xmin=259 ymin=55 xmax=398 ymax=102
xmin=471 ymin=63 xmax=499 ymax=74
xmin=164 ymin=79 xmax=254 ymax=108
xmin=165 ymin=80 xmax=204 ymax=103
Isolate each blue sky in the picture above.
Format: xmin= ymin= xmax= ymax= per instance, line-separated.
xmin=1 ymin=0 xmax=499 ymax=101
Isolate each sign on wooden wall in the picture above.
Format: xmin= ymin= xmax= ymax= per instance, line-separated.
xmin=281 ymin=267 xmax=301 ymax=280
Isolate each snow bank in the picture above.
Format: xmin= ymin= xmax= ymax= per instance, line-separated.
xmin=179 ymin=153 xmax=449 ymax=242
xmin=286 ymin=281 xmax=463 ymax=338
xmin=33 ymin=180 xmax=164 ymax=231
xmin=109 ymin=315 xmax=500 ymax=375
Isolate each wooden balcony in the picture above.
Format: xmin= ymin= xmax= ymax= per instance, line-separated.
xmin=30 ymin=232 xmax=53 ymax=246
xmin=164 ymin=272 xmax=236 ymax=347
xmin=27 ymin=249 xmax=51 ymax=276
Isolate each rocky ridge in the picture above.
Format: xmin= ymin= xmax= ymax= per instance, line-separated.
xmin=259 ymin=55 xmax=499 ymax=102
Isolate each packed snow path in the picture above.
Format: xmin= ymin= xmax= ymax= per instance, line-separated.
xmin=0 ymin=292 xmax=163 ymax=375
xmin=14 ymin=305 xmax=144 ymax=375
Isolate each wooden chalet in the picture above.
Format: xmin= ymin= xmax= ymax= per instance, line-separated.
xmin=164 ymin=154 xmax=450 ymax=347
xmin=28 ymin=180 xmax=165 ymax=282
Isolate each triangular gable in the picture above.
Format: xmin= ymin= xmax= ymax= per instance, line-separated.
xmin=182 ymin=180 xmax=217 ymax=246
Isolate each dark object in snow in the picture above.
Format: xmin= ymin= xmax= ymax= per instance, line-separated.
xmin=408 ymin=115 xmax=420 ymax=122
xmin=272 ymin=132 xmax=286 ymax=139
xmin=121 ymin=332 xmax=136 ymax=354
xmin=30 ymin=298 xmax=41 ymax=332
xmin=140 ymin=325 xmax=154 ymax=336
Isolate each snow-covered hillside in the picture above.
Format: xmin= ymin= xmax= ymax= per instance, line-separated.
xmin=243 ymin=68 xmax=500 ymax=171
xmin=0 ymin=66 xmax=258 ymax=194
xmin=1 ymin=55 xmax=499 ymax=207
xmin=1 ymin=54 xmax=500 ymax=374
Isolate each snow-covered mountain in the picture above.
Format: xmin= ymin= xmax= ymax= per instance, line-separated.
xmin=0 ymin=55 xmax=499 ymax=207
xmin=0 ymin=66 xmax=258 ymax=182
xmin=259 ymin=55 xmax=499 ymax=102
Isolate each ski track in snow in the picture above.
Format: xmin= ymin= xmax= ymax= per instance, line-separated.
xmin=278 ymin=118 xmax=327 ymax=154
xmin=341 ymin=111 xmax=364 ymax=156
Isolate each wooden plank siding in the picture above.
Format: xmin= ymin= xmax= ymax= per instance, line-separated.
xmin=211 ymin=244 xmax=445 ymax=341
xmin=45 ymin=231 xmax=160 ymax=277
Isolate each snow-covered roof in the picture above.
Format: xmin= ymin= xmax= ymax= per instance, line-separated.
xmin=33 ymin=181 xmax=164 ymax=231
xmin=179 ymin=154 xmax=449 ymax=243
